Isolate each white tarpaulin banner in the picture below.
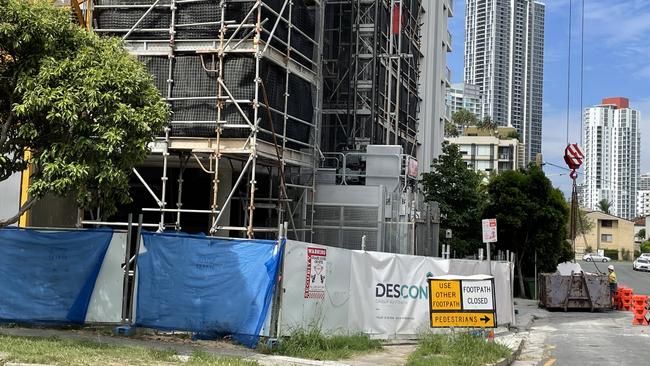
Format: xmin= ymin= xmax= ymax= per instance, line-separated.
xmin=349 ymin=252 xmax=514 ymax=338
xmin=280 ymin=241 xmax=514 ymax=338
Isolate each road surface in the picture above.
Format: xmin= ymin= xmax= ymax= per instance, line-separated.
xmin=578 ymin=260 xmax=650 ymax=295
xmin=513 ymin=310 xmax=647 ymax=366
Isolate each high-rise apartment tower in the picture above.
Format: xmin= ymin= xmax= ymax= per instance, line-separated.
xmin=464 ymin=0 xmax=545 ymax=162
xmin=582 ymin=97 xmax=640 ymax=219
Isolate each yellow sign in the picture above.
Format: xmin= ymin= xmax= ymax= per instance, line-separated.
xmin=430 ymin=312 xmax=495 ymax=328
xmin=429 ymin=280 xmax=461 ymax=310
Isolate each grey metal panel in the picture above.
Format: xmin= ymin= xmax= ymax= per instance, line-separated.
xmin=314 ymin=184 xmax=381 ymax=206
xmin=365 ymin=145 xmax=402 ymax=192
xmin=0 ymin=173 xmax=21 ymax=224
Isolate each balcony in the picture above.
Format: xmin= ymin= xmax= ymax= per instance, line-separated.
xmin=444 ymin=30 xmax=453 ymax=52
xmin=444 ymin=66 xmax=451 ymax=87
xmin=447 ymin=0 xmax=454 ymax=16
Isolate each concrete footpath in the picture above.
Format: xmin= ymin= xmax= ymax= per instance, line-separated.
xmin=0 ymin=300 xmax=537 ymax=366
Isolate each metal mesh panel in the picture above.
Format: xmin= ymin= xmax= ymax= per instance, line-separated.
xmin=137 ymin=56 xmax=169 ymax=95
xmin=341 ymin=229 xmax=376 ymax=251
xmin=95 ymin=8 xmax=170 ymax=39
xmin=95 ymin=0 xmax=171 ymax=4
xmin=342 ymin=207 xmax=378 ymax=227
xmin=172 ymin=56 xmax=218 ymax=98
xmin=312 ymin=228 xmax=339 ymax=248
xmin=313 ymin=206 xmax=340 ymax=226
xmin=176 ymin=1 xmax=221 ymax=39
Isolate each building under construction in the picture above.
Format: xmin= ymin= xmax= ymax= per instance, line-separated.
xmin=36 ymin=0 xmax=452 ymax=254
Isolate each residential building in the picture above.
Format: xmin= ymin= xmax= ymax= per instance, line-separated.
xmin=576 ymin=211 xmax=634 ymax=260
xmin=446 ymin=83 xmax=482 ymax=118
xmin=464 ymin=0 xmax=545 ymax=163
xmin=636 ymin=173 xmax=650 ymax=217
xmin=447 ymin=126 xmax=521 ymax=174
xmin=417 ymin=0 xmax=454 ymax=171
xmin=582 ymin=97 xmax=640 ymax=220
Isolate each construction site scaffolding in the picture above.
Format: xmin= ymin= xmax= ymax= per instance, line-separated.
xmin=321 ymin=0 xmax=422 ymax=155
xmin=79 ymin=0 xmax=324 ymax=240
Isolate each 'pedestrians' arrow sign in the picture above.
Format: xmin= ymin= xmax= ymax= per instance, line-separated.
xmin=430 ymin=312 xmax=495 ymax=328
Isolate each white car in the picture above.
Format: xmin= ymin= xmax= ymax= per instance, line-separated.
xmin=639 ymin=253 xmax=650 ymax=259
xmin=633 ymin=257 xmax=650 ymax=271
xmin=582 ymin=253 xmax=611 ymax=262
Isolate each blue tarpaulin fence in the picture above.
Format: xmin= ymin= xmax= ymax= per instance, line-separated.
xmin=0 ymin=228 xmax=112 ymax=324
xmin=136 ymin=232 xmax=283 ymax=348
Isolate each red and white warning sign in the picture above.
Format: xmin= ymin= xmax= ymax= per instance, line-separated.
xmin=564 ymin=143 xmax=584 ymax=170
xmin=482 ymin=219 xmax=497 ymax=243
xmin=304 ymin=247 xmax=327 ymax=299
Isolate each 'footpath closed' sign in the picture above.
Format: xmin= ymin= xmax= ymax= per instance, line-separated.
xmin=428 ymin=276 xmax=497 ymax=328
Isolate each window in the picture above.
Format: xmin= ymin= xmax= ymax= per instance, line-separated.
xmin=601 ymin=234 xmax=613 ymax=242
xmin=601 ymin=220 xmax=614 ymax=228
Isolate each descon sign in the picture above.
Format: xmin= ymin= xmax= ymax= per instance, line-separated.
xmin=375 ymin=283 xmax=428 ymax=300
xmin=428 ymin=276 xmax=496 ymax=328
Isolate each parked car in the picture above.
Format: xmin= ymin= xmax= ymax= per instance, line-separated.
xmin=582 ymin=253 xmax=611 ymax=262
xmin=639 ymin=253 xmax=650 ymax=259
xmin=633 ymin=257 xmax=650 ymax=271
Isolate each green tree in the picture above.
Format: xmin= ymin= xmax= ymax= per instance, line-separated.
xmin=444 ymin=120 xmax=460 ymax=137
xmin=476 ymin=116 xmax=498 ymax=131
xmin=0 ymin=0 xmax=169 ymax=225
xmin=445 ymin=109 xmax=478 ymax=137
xmin=483 ymin=166 xmax=572 ymax=298
xmin=636 ymin=228 xmax=645 ymax=241
xmin=422 ymin=143 xmax=486 ymax=256
xmin=451 ymin=108 xmax=477 ymax=128
xmin=575 ymin=209 xmax=593 ymax=237
xmin=597 ymin=199 xmax=612 ymax=215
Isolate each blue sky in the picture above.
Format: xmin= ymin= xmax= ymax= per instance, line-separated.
xmin=447 ymin=0 xmax=650 ymax=194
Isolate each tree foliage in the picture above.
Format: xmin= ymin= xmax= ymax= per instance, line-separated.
xmin=451 ymin=108 xmax=477 ymax=128
xmin=444 ymin=120 xmax=460 ymax=137
xmin=0 ymin=0 xmax=169 ymax=224
xmin=483 ymin=167 xmax=572 ymax=297
xmin=637 ymin=229 xmax=646 ymax=241
xmin=421 ymin=143 xmax=486 ymax=256
xmin=597 ymin=199 xmax=612 ymax=215
xmin=476 ymin=116 xmax=498 ymax=131
xmin=575 ymin=209 xmax=593 ymax=237
xmin=446 ymin=109 xmax=478 ymax=137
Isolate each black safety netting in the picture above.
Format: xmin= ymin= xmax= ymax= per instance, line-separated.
xmin=95 ymin=0 xmax=318 ymax=68
xmin=96 ymin=0 xmax=317 ymax=148
xmin=138 ymin=54 xmax=312 ymax=148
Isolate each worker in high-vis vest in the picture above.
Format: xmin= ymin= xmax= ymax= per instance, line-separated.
xmin=608 ymin=265 xmax=617 ymax=307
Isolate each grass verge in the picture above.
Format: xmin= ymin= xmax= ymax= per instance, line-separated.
xmin=406 ymin=333 xmax=511 ymax=366
xmin=263 ymin=328 xmax=382 ymax=360
xmin=0 ymin=334 xmax=258 ymax=365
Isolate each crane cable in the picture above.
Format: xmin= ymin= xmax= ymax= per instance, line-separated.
xmin=565 ymin=0 xmax=572 ymax=145
xmin=566 ymin=0 xmax=586 ymax=145
xmin=579 ymin=0 xmax=585 ymax=146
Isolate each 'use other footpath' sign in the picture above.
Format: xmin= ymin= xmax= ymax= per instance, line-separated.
xmin=428 ymin=276 xmax=496 ymax=328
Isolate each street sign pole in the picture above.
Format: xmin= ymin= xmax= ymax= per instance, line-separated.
xmin=482 ymin=218 xmax=497 ymax=276
xmin=486 ymin=241 xmax=491 ymax=276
